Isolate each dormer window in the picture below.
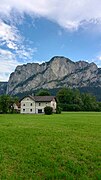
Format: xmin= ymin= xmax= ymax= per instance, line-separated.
xmin=30 ymin=103 xmax=32 ymax=106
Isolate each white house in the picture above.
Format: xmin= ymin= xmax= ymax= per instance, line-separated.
xmin=20 ymin=95 xmax=57 ymax=114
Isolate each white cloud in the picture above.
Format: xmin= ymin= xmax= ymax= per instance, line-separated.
xmin=0 ymin=46 xmax=37 ymax=81
xmin=0 ymin=49 xmax=20 ymax=81
xmin=0 ymin=0 xmax=101 ymax=30
xmin=0 ymin=21 xmax=18 ymax=41
xmin=95 ymin=54 xmax=101 ymax=66
xmin=98 ymin=56 xmax=101 ymax=61
xmin=7 ymin=41 xmax=18 ymax=50
xmin=0 ymin=20 xmax=37 ymax=81
xmin=0 ymin=20 xmax=21 ymax=49
xmin=16 ymin=47 xmax=37 ymax=62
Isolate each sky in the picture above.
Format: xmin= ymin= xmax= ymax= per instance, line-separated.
xmin=1 ymin=0 xmax=101 ymax=81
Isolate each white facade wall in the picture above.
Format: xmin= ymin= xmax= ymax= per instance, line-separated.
xmin=51 ymin=99 xmax=56 ymax=112
xmin=21 ymin=97 xmax=35 ymax=114
xmin=36 ymin=102 xmax=51 ymax=113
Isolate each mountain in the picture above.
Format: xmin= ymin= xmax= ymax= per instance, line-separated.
xmin=0 ymin=82 xmax=7 ymax=95
xmin=6 ymin=56 xmax=101 ymax=98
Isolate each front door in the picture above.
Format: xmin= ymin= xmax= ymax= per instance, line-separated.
xmin=38 ymin=109 xmax=42 ymax=113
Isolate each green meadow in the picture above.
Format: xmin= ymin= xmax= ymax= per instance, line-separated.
xmin=0 ymin=113 xmax=101 ymax=180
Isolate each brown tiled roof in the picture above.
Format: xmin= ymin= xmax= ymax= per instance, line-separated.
xmin=14 ymin=102 xmax=21 ymax=108
xmin=20 ymin=95 xmax=56 ymax=102
xmin=34 ymin=96 xmax=55 ymax=102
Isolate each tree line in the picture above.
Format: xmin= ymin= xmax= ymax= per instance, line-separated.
xmin=0 ymin=88 xmax=101 ymax=113
xmin=56 ymin=88 xmax=101 ymax=111
xmin=33 ymin=88 xmax=101 ymax=112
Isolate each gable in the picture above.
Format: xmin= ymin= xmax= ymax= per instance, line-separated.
xmin=21 ymin=96 xmax=35 ymax=103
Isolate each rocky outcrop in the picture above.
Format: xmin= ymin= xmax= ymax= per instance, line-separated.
xmin=0 ymin=82 xmax=7 ymax=95
xmin=6 ymin=56 xmax=100 ymax=95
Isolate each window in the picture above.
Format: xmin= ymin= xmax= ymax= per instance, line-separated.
xmin=23 ymin=104 xmax=25 ymax=106
xmin=30 ymin=109 xmax=32 ymax=112
xmin=23 ymin=109 xmax=25 ymax=112
xmin=30 ymin=103 xmax=32 ymax=106
xmin=27 ymin=98 xmax=29 ymax=100
xmin=39 ymin=103 xmax=41 ymax=106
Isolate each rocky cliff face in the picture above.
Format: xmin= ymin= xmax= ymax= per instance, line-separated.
xmin=6 ymin=56 xmax=100 ymax=95
xmin=0 ymin=82 xmax=7 ymax=95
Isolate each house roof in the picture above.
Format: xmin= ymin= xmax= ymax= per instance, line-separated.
xmin=34 ymin=96 xmax=55 ymax=102
xmin=13 ymin=102 xmax=21 ymax=108
xmin=20 ymin=95 xmax=56 ymax=102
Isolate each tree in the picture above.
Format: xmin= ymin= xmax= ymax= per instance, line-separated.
xmin=81 ymin=93 xmax=98 ymax=111
xmin=57 ymin=88 xmax=73 ymax=105
xmin=56 ymin=104 xmax=61 ymax=114
xmin=36 ymin=89 xmax=51 ymax=96
xmin=56 ymin=88 xmax=83 ymax=111
xmin=0 ymin=95 xmax=11 ymax=113
xmin=0 ymin=95 xmax=19 ymax=114
xmin=97 ymin=102 xmax=101 ymax=111
xmin=56 ymin=87 xmax=99 ymax=111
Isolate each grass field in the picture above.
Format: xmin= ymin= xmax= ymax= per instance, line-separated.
xmin=0 ymin=112 xmax=101 ymax=180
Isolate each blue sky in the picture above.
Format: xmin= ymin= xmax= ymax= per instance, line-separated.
xmin=0 ymin=0 xmax=101 ymax=81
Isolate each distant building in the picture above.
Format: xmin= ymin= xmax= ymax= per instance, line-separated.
xmin=13 ymin=102 xmax=21 ymax=113
xmin=20 ymin=95 xmax=57 ymax=114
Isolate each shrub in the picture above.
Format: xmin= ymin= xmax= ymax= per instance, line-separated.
xmin=56 ymin=104 xmax=61 ymax=114
xmin=44 ymin=106 xmax=53 ymax=115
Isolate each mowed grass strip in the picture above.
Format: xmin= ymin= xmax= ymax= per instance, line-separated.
xmin=0 ymin=113 xmax=101 ymax=179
